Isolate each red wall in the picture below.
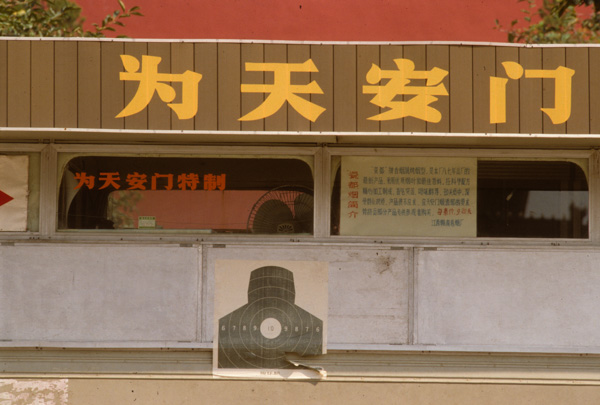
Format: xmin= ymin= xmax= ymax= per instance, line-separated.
xmin=77 ymin=0 xmax=524 ymax=42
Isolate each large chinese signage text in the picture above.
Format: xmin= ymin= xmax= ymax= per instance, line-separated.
xmin=117 ymin=55 xmax=575 ymax=126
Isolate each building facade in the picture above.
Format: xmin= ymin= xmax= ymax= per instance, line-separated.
xmin=2 ymin=38 xmax=600 ymax=403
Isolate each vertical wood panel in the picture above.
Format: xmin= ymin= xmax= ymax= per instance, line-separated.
xmin=542 ymin=48 xmax=566 ymax=134
xmin=194 ymin=43 xmax=217 ymax=130
xmin=7 ymin=40 xmax=598 ymax=137
xmin=472 ymin=46 xmax=496 ymax=133
xmin=78 ymin=42 xmax=101 ymax=129
xmin=519 ymin=47 xmax=543 ymax=134
xmin=566 ymin=47 xmax=589 ymax=134
xmin=590 ymin=48 xmax=600 ymax=134
xmin=147 ymin=42 xmax=171 ymax=130
xmin=0 ymin=41 xmax=6 ymax=126
xmin=333 ymin=45 xmax=356 ymax=132
xmin=356 ymin=45 xmax=379 ymax=132
xmin=217 ymin=43 xmax=240 ymax=131
xmin=122 ymin=42 xmax=146 ymax=130
xmin=102 ymin=42 xmax=125 ymax=129
xmin=426 ymin=45 xmax=450 ymax=133
xmin=402 ymin=45 xmax=426 ymax=132
xmin=449 ymin=45 xmax=473 ymax=133
xmin=379 ymin=45 xmax=403 ymax=132
xmin=240 ymin=43 xmax=264 ymax=131
xmin=287 ymin=44 xmax=311 ymax=131
xmin=31 ymin=41 xmax=54 ymax=127
xmin=310 ymin=44 xmax=333 ymax=132
xmin=263 ymin=44 xmax=287 ymax=131
xmin=496 ymin=47 xmax=520 ymax=133
xmin=55 ymin=41 xmax=78 ymax=128
xmin=170 ymin=42 xmax=195 ymax=130
xmin=7 ymin=41 xmax=31 ymax=127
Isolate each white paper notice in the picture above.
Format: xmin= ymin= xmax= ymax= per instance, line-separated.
xmin=340 ymin=156 xmax=477 ymax=237
xmin=0 ymin=155 xmax=29 ymax=232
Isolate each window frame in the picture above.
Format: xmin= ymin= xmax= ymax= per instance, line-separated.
xmin=50 ymin=144 xmax=324 ymax=241
xmin=3 ymin=143 xmax=592 ymax=245
xmin=324 ymin=146 xmax=596 ymax=244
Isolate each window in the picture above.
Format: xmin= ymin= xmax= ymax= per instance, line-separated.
xmin=58 ymin=155 xmax=314 ymax=234
xmin=331 ymin=155 xmax=588 ymax=239
xmin=477 ymin=160 xmax=588 ymax=238
xmin=55 ymin=149 xmax=590 ymax=240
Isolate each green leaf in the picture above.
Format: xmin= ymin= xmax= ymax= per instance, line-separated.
xmin=0 ymin=0 xmax=143 ymax=37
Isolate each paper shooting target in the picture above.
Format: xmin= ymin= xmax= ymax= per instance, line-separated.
xmin=217 ymin=265 xmax=324 ymax=369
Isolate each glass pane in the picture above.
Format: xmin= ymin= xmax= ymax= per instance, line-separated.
xmin=330 ymin=157 xmax=589 ymax=239
xmin=477 ymin=160 xmax=588 ymax=238
xmin=59 ymin=156 xmax=314 ymax=234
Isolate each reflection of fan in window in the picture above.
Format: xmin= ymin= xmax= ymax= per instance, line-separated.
xmin=247 ymin=186 xmax=314 ymax=234
xmin=59 ymin=156 xmax=314 ymax=234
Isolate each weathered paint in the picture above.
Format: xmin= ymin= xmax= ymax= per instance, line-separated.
xmin=76 ymin=0 xmax=523 ymax=42
xmin=3 ymin=243 xmax=600 ymax=352
xmin=0 ymin=379 xmax=68 ymax=405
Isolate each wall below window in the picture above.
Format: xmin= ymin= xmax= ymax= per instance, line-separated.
xmin=2 ymin=242 xmax=600 ymax=353
xmin=62 ymin=378 xmax=600 ymax=404
xmin=3 ymin=350 xmax=600 ymax=403
xmin=416 ymin=248 xmax=600 ymax=348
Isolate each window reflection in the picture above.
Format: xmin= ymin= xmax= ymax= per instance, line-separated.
xmin=477 ymin=160 xmax=588 ymax=238
xmin=330 ymin=158 xmax=589 ymax=239
xmin=59 ymin=156 xmax=314 ymax=234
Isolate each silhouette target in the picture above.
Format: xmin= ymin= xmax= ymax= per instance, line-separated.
xmin=218 ymin=266 xmax=323 ymax=369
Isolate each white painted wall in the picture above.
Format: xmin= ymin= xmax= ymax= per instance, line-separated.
xmin=0 ymin=245 xmax=200 ymax=343
xmin=416 ymin=248 xmax=600 ymax=348
xmin=3 ymin=243 xmax=600 ymax=352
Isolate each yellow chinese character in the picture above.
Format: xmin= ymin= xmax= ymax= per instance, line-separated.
xmin=116 ymin=55 xmax=202 ymax=120
xmin=239 ymin=59 xmax=325 ymax=122
xmin=362 ymin=58 xmax=448 ymax=123
xmin=490 ymin=61 xmax=574 ymax=124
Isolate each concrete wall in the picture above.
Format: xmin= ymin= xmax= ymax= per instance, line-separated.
xmin=416 ymin=248 xmax=600 ymax=348
xmin=2 ymin=242 xmax=600 ymax=353
xmin=4 ymin=377 xmax=600 ymax=405
xmin=0 ymin=245 xmax=200 ymax=343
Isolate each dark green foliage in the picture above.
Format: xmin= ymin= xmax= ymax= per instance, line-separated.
xmin=0 ymin=0 xmax=142 ymax=37
xmin=497 ymin=0 xmax=600 ymax=43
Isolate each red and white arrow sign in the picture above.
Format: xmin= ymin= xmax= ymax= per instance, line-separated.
xmin=0 ymin=189 xmax=13 ymax=208
xmin=0 ymin=155 xmax=28 ymax=231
